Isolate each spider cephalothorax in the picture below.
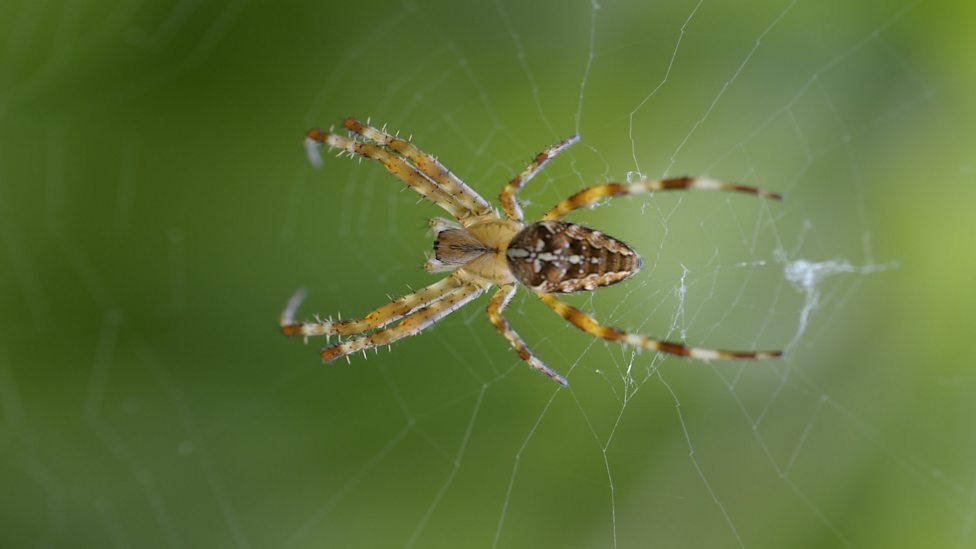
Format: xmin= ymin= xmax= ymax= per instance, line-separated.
xmin=282 ymin=118 xmax=783 ymax=386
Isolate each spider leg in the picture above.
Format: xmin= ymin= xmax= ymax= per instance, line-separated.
xmin=487 ymin=284 xmax=568 ymax=386
xmin=319 ymin=281 xmax=487 ymax=362
xmin=281 ymin=273 xmax=466 ymax=337
xmin=542 ymin=177 xmax=783 ymax=220
xmin=342 ymin=118 xmax=493 ymax=220
xmin=305 ymin=129 xmax=470 ymax=220
xmin=536 ymin=293 xmax=782 ymax=360
xmin=499 ymin=134 xmax=580 ymax=221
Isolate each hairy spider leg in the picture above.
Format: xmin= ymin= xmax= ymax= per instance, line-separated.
xmin=305 ymin=129 xmax=470 ymax=220
xmin=281 ymin=274 xmax=466 ymax=337
xmin=342 ymin=118 xmax=493 ymax=220
xmin=499 ymin=134 xmax=580 ymax=222
xmin=542 ymin=177 xmax=783 ymax=220
xmin=487 ymin=284 xmax=568 ymax=386
xmin=537 ymin=293 xmax=782 ymax=360
xmin=319 ymin=281 xmax=487 ymax=362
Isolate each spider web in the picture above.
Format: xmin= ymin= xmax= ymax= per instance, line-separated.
xmin=2 ymin=0 xmax=975 ymax=547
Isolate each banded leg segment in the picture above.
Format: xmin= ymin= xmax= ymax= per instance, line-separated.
xmin=281 ymin=274 xmax=465 ymax=337
xmin=320 ymin=282 xmax=487 ymax=362
xmin=486 ymin=285 xmax=568 ymax=386
xmin=305 ymin=129 xmax=469 ymax=220
xmin=342 ymin=118 xmax=493 ymax=219
xmin=537 ymin=293 xmax=782 ymax=360
xmin=542 ymin=177 xmax=783 ymax=220
xmin=499 ymin=134 xmax=580 ymax=221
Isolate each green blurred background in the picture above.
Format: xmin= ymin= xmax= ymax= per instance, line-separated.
xmin=1 ymin=0 xmax=974 ymax=547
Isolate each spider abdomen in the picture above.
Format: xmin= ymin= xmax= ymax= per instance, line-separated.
xmin=505 ymin=221 xmax=643 ymax=293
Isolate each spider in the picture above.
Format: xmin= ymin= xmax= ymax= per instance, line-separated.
xmin=281 ymin=118 xmax=782 ymax=386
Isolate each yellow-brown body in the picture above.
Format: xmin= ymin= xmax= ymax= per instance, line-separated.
xmin=432 ymin=217 xmax=642 ymax=293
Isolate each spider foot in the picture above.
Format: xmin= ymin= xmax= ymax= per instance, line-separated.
xmin=304 ymin=133 xmax=324 ymax=167
xmin=280 ymin=289 xmax=337 ymax=338
xmin=527 ymin=356 xmax=568 ymax=386
xmin=542 ymin=368 xmax=569 ymax=387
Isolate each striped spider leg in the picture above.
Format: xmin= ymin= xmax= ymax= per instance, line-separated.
xmin=282 ymin=271 xmax=486 ymax=361
xmin=487 ymin=284 xmax=568 ymax=386
xmin=318 ymin=279 xmax=487 ymax=363
xmin=542 ymin=176 xmax=782 ymax=220
xmin=281 ymin=274 xmax=466 ymax=338
xmin=304 ymin=124 xmax=477 ymax=221
xmin=340 ymin=117 xmax=494 ymax=220
xmin=499 ymin=133 xmax=580 ymax=221
xmin=537 ymin=293 xmax=781 ymax=361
